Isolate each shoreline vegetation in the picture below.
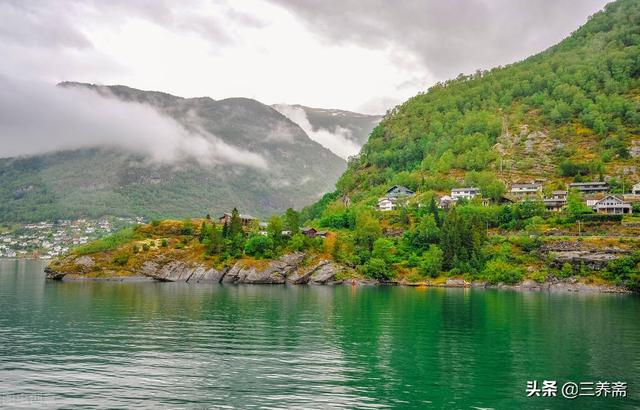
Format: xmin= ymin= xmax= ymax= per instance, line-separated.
xmin=44 ymin=208 xmax=638 ymax=294
xmin=45 ymin=1 xmax=640 ymax=292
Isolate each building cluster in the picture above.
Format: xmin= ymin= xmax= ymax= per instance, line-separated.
xmin=217 ymin=213 xmax=327 ymax=239
xmin=377 ymin=181 xmax=640 ymax=215
xmin=0 ymin=217 xmax=144 ymax=259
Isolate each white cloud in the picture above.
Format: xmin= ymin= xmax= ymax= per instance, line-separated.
xmin=0 ymin=0 xmax=611 ymax=115
xmin=0 ymin=77 xmax=267 ymax=168
xmin=273 ymin=104 xmax=361 ymax=159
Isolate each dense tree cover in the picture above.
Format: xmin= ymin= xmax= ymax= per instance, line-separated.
xmin=192 ymin=208 xmax=322 ymax=261
xmin=306 ymin=0 xmax=640 ymax=210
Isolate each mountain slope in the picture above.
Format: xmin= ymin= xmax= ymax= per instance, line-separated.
xmin=271 ymin=104 xmax=381 ymax=159
xmin=0 ymin=84 xmax=347 ymax=222
xmin=313 ymin=0 xmax=640 ymax=213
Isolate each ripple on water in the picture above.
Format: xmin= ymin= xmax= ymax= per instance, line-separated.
xmin=1 ymin=260 xmax=639 ymax=409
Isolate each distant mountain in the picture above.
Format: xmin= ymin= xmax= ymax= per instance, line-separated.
xmin=0 ymin=83 xmax=349 ymax=222
xmin=272 ymin=104 xmax=382 ymax=159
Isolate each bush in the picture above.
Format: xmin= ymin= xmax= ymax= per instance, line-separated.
xmin=417 ymin=245 xmax=443 ymax=278
xmin=181 ymin=219 xmax=194 ymax=235
xmin=161 ymin=239 xmax=168 ymax=247
xmin=605 ymin=252 xmax=640 ymax=289
xmin=481 ymin=258 xmax=524 ymax=284
xmin=289 ymin=234 xmax=306 ymax=252
xmin=362 ymin=257 xmax=392 ymax=280
xmin=112 ymin=253 xmax=129 ymax=266
xmin=151 ymin=220 xmax=161 ymax=227
xmin=142 ymin=243 xmax=150 ymax=252
xmin=575 ymin=214 xmax=623 ymax=222
xmin=244 ymin=235 xmax=274 ymax=258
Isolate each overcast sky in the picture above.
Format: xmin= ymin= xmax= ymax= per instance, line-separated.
xmin=0 ymin=0 xmax=610 ymax=114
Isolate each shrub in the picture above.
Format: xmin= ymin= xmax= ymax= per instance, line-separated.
xmin=289 ymin=234 xmax=306 ymax=252
xmin=244 ymin=235 xmax=274 ymax=258
xmin=151 ymin=220 xmax=161 ymax=227
xmin=417 ymin=245 xmax=443 ymax=278
xmin=181 ymin=219 xmax=194 ymax=236
xmin=605 ymin=252 xmax=640 ymax=289
xmin=575 ymin=214 xmax=623 ymax=222
xmin=142 ymin=243 xmax=150 ymax=252
xmin=558 ymin=262 xmax=575 ymax=278
xmin=481 ymin=258 xmax=524 ymax=284
xmin=161 ymin=239 xmax=168 ymax=247
xmin=362 ymin=257 xmax=391 ymax=280
xmin=112 ymin=253 xmax=129 ymax=266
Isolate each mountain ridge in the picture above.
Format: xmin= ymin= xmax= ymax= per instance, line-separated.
xmin=0 ymin=83 xmax=371 ymax=222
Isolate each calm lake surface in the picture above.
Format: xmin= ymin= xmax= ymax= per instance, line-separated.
xmin=1 ymin=259 xmax=639 ymax=409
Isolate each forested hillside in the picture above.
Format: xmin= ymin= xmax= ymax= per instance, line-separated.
xmin=322 ymin=0 xmax=639 ymax=208
xmin=297 ymin=0 xmax=640 ymax=288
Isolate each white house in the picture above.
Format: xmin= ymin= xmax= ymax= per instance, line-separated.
xmin=632 ymin=182 xmax=640 ymax=195
xmin=592 ymin=195 xmax=632 ymax=214
xmin=510 ymin=183 xmax=542 ymax=198
xmin=378 ymin=197 xmax=395 ymax=211
xmin=451 ymin=187 xmax=480 ymax=200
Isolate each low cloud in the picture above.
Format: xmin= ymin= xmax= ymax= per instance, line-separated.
xmin=0 ymin=77 xmax=267 ymax=168
xmin=273 ymin=104 xmax=361 ymax=159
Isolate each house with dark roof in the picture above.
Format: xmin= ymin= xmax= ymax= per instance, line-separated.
xmin=385 ymin=185 xmax=415 ymax=198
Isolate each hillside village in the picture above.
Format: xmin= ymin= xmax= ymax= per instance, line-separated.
xmin=378 ymin=181 xmax=640 ymax=215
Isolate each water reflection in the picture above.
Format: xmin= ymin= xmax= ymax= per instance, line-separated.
xmin=0 ymin=260 xmax=638 ymax=409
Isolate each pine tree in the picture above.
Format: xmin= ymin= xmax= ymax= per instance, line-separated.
xmin=284 ymin=208 xmax=300 ymax=235
xmin=429 ymin=196 xmax=441 ymax=227
xmin=229 ymin=208 xmax=242 ymax=237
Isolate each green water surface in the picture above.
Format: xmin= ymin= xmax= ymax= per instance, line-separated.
xmin=0 ymin=259 xmax=638 ymax=409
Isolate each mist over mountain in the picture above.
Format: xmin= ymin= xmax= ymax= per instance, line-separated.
xmin=272 ymin=104 xmax=382 ymax=159
xmin=0 ymin=82 xmax=354 ymax=222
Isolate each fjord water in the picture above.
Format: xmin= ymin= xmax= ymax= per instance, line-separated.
xmin=1 ymin=260 xmax=639 ymax=409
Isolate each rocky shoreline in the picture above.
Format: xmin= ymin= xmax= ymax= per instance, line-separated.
xmin=44 ymin=252 xmax=632 ymax=293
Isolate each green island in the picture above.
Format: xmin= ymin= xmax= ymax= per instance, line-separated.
xmin=47 ymin=0 xmax=640 ymax=291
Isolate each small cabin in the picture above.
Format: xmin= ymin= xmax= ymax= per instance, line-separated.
xmin=302 ymin=227 xmax=318 ymax=238
xmin=632 ymin=182 xmax=640 ymax=195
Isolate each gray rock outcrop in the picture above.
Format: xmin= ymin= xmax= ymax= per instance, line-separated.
xmin=140 ymin=258 xmax=226 ymax=283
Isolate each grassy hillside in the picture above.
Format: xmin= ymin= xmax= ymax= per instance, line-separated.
xmin=323 ymin=0 xmax=639 ymax=207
